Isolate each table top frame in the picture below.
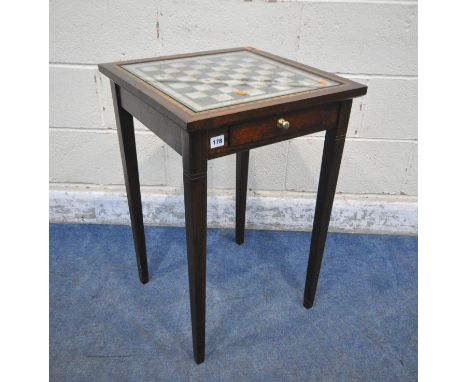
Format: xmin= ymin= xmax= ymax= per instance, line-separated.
xmin=99 ymin=47 xmax=367 ymax=132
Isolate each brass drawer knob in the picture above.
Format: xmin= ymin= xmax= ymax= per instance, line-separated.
xmin=277 ymin=118 xmax=290 ymax=130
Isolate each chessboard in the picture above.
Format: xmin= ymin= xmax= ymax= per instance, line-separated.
xmin=122 ymin=50 xmax=339 ymax=113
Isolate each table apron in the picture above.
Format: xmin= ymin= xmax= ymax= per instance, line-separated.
xmin=119 ymin=86 xmax=341 ymax=161
xmin=120 ymin=86 xmax=183 ymax=155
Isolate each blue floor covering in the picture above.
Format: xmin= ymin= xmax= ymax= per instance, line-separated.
xmin=50 ymin=224 xmax=417 ymax=381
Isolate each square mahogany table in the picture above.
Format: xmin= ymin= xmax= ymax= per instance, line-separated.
xmin=99 ymin=47 xmax=367 ymax=364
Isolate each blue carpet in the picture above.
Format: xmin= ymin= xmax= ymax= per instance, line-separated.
xmin=50 ymin=224 xmax=417 ymax=381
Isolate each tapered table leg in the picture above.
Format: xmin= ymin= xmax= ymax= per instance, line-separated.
xmin=303 ymin=100 xmax=352 ymax=309
xmin=111 ymin=82 xmax=149 ymax=284
xmin=235 ymin=150 xmax=250 ymax=244
xmin=182 ymin=131 xmax=207 ymax=364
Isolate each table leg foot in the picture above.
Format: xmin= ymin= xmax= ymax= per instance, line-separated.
xmin=139 ymin=273 xmax=149 ymax=284
xmin=194 ymin=352 xmax=205 ymax=365
xmin=303 ymin=298 xmax=314 ymax=310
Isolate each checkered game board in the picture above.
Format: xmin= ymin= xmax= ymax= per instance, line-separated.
xmin=122 ymin=51 xmax=339 ymax=112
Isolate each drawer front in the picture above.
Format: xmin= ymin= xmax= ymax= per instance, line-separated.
xmin=230 ymin=103 xmax=339 ymax=147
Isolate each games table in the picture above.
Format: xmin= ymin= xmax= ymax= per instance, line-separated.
xmin=99 ymin=47 xmax=367 ymax=364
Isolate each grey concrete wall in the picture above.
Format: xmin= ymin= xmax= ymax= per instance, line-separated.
xmin=49 ymin=0 xmax=418 ymax=233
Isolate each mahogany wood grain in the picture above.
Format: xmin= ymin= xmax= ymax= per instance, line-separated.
xmin=230 ymin=103 xmax=338 ymax=147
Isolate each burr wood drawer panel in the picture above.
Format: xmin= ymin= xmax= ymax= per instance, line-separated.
xmin=229 ymin=103 xmax=340 ymax=147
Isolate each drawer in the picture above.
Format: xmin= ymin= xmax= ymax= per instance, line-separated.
xmin=229 ymin=103 xmax=339 ymax=147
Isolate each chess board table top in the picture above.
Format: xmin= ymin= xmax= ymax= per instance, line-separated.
xmin=122 ymin=50 xmax=340 ymax=112
xmin=99 ymin=47 xmax=367 ymax=131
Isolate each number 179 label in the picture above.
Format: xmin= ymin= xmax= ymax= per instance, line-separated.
xmin=210 ymin=135 xmax=225 ymax=149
